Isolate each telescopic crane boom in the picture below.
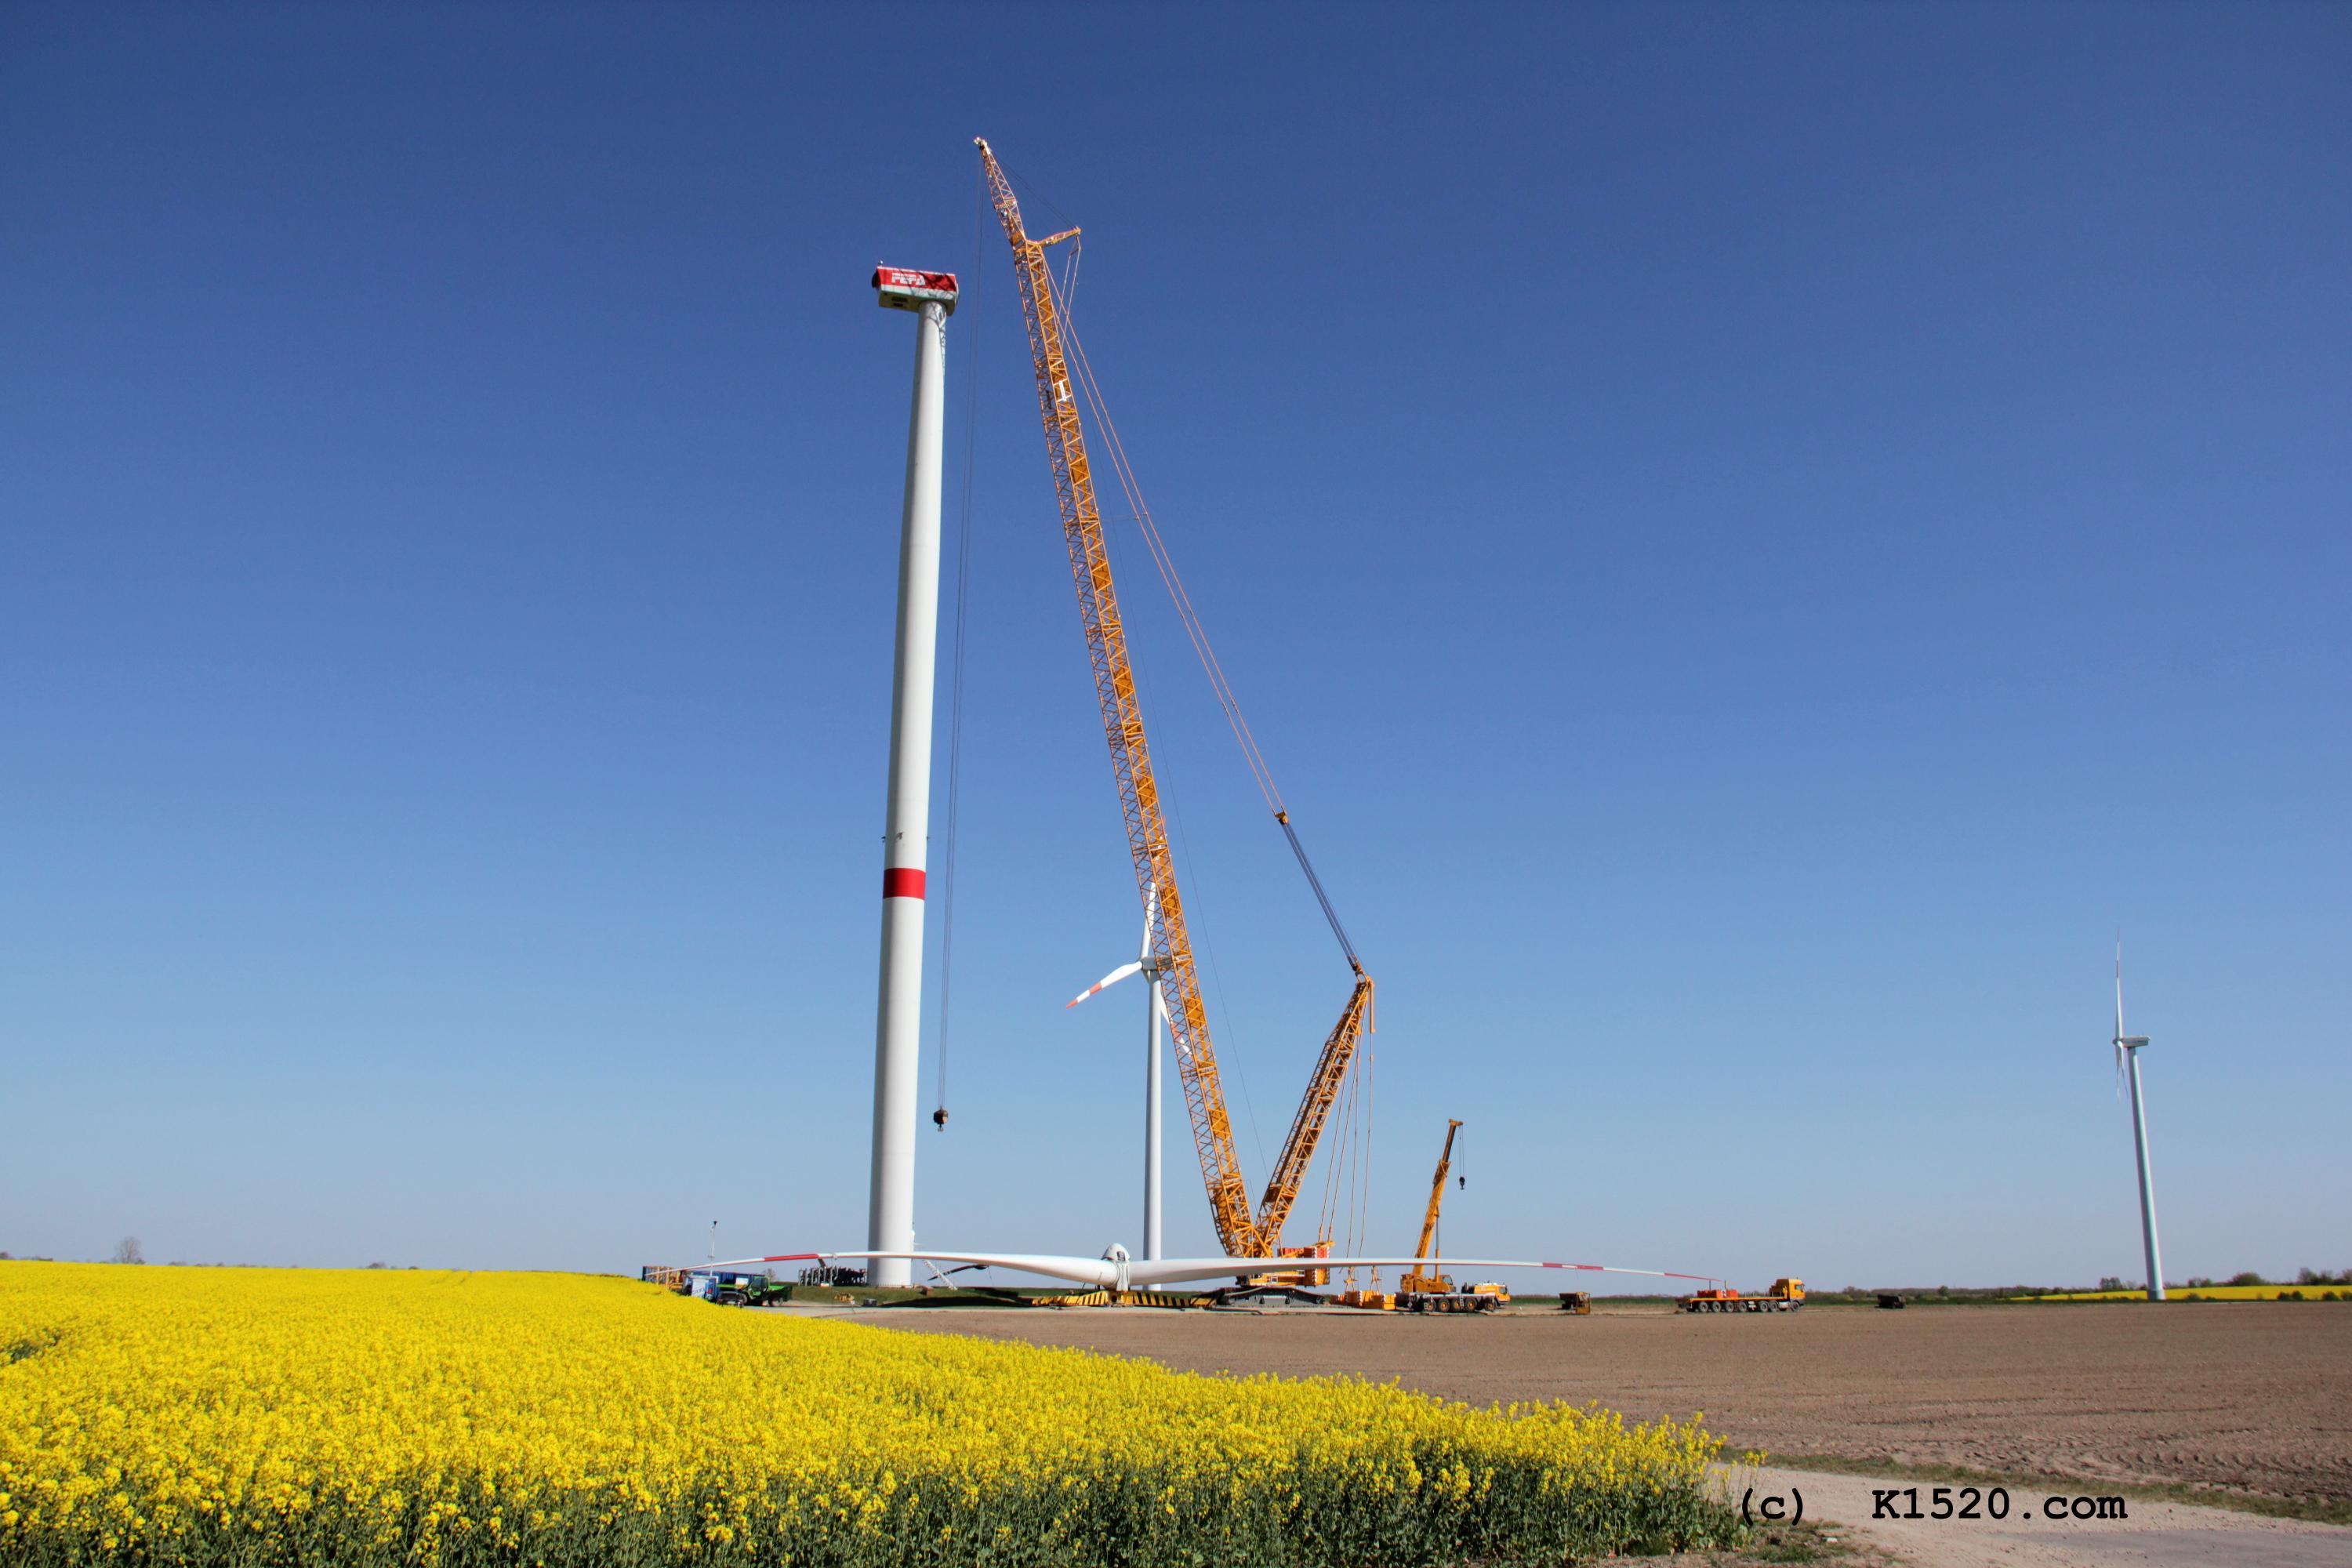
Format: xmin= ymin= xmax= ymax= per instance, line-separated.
xmin=1399 ymin=1120 xmax=1462 ymax=1297
xmin=977 ymin=137 xmax=1373 ymax=1261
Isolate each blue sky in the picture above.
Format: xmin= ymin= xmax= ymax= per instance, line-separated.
xmin=4 ymin=4 xmax=2345 ymax=1288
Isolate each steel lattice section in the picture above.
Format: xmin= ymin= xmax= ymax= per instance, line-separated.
xmin=978 ymin=142 xmax=1373 ymax=1266
xmin=983 ymin=156 xmax=1260 ymax=1256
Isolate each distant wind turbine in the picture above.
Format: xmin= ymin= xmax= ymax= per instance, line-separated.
xmin=2114 ymin=943 xmax=2165 ymax=1302
xmin=1067 ymin=883 xmax=1171 ymax=1261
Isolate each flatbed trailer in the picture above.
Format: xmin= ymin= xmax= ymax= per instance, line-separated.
xmin=1400 ymin=1287 xmax=1505 ymax=1314
xmin=1679 ymin=1277 xmax=1805 ymax=1313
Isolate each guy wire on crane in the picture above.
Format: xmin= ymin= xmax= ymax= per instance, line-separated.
xmin=976 ymin=137 xmax=1376 ymax=1263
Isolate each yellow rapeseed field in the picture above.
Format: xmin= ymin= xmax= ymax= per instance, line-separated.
xmin=2019 ymin=1285 xmax=2350 ymax=1301
xmin=0 ymin=1261 xmax=1738 ymax=1565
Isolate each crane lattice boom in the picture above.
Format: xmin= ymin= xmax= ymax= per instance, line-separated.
xmin=977 ymin=137 xmax=1371 ymax=1260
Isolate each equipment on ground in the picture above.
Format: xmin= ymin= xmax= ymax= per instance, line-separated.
xmin=1877 ymin=1293 xmax=1906 ymax=1309
xmin=1049 ymin=1288 xmax=1211 ymax=1310
xmin=689 ymin=1269 xmax=789 ymax=1307
xmin=1558 ymin=1292 xmax=1593 ymax=1314
xmin=799 ymin=1264 xmax=867 ymax=1288
xmin=1332 ymin=1120 xmax=1508 ymax=1312
xmin=1392 ymin=1123 xmax=1505 ymax=1307
xmin=724 ymin=1247 xmax=1704 ymax=1296
xmin=1404 ymin=1283 xmax=1508 ymax=1314
xmin=1678 ymin=1278 xmax=1806 ymax=1313
xmin=643 ymin=1265 xmax=791 ymax=1305
xmin=1396 ymin=1123 xmax=1504 ymax=1312
xmin=978 ymin=137 xmax=1373 ymax=1268
xmin=1396 ymin=1120 xmax=1466 ymax=1301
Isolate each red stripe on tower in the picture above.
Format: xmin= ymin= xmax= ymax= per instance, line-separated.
xmin=883 ymin=867 xmax=927 ymax=900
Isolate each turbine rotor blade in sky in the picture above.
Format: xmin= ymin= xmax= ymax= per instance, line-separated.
xmin=1067 ymin=960 xmax=1145 ymax=1009
xmin=2114 ymin=940 xmax=2128 ymax=1097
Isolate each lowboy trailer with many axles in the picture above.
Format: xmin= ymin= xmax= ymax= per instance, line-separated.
xmin=1679 ymin=1278 xmax=1805 ymax=1313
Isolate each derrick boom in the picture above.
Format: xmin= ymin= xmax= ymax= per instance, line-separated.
xmin=1254 ymin=975 xmax=1374 ymax=1244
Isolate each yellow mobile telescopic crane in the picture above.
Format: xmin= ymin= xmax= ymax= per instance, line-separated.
xmin=1398 ymin=1120 xmax=1463 ymax=1298
xmin=977 ymin=138 xmax=1374 ymax=1261
xmin=1394 ymin=1119 xmax=1505 ymax=1312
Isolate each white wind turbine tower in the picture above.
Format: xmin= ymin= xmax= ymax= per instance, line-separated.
xmin=1066 ymin=884 xmax=1170 ymax=1261
xmin=2114 ymin=943 xmax=2165 ymax=1302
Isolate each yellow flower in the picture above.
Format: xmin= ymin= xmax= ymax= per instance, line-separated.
xmin=0 ymin=1260 xmax=1726 ymax=1564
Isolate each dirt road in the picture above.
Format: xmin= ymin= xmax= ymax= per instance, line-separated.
xmin=1745 ymin=1465 xmax=2352 ymax=1567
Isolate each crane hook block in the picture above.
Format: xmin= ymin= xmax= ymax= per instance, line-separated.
xmin=932 ymin=1107 xmax=949 ymax=1130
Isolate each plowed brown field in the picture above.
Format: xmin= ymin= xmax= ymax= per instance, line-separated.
xmin=830 ymin=1301 xmax=2352 ymax=1508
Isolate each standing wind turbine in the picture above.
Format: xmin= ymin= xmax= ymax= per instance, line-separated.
xmin=2114 ymin=943 xmax=2165 ymax=1302
xmin=1066 ymin=884 xmax=1170 ymax=1260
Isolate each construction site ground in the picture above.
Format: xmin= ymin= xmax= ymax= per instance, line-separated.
xmin=790 ymin=1299 xmax=2352 ymax=1567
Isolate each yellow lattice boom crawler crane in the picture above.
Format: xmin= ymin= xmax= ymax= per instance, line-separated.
xmin=978 ymin=138 xmax=1374 ymax=1269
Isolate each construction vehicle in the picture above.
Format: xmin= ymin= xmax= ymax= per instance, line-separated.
xmin=1394 ymin=1121 xmax=1462 ymax=1300
xmin=1678 ymin=1278 xmax=1806 ymax=1313
xmin=1400 ymin=1279 xmax=1509 ymax=1313
xmin=1336 ymin=1120 xmax=1509 ymax=1313
xmin=641 ymin=1265 xmax=790 ymax=1305
xmin=688 ymin=1269 xmax=790 ymax=1307
xmin=978 ymin=139 xmax=1374 ymax=1272
xmin=1557 ymin=1292 xmax=1593 ymax=1314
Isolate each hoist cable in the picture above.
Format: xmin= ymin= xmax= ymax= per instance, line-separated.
xmin=1145 ymin=655 xmax=1270 ymax=1181
xmin=1355 ymin=1044 xmax=1374 ymax=1261
xmin=1279 ymin=815 xmax=1360 ymax=971
xmin=932 ymin=160 xmax=985 ymax=1125
xmin=1047 ymin=266 xmax=1362 ymax=971
xmin=1051 ymin=283 xmax=1280 ymax=813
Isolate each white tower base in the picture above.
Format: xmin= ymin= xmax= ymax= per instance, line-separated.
xmin=2125 ymin=1045 xmax=2164 ymax=1302
xmin=1145 ymin=983 xmax=1163 ymax=1261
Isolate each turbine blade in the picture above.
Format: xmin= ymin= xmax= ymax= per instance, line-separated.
xmin=2112 ymin=939 xmax=2128 ymax=1099
xmin=1138 ymin=879 xmax=1155 ymax=962
xmin=1066 ymin=960 xmax=1145 ymax=1009
xmin=2115 ymin=940 xmax=2125 ymax=1040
